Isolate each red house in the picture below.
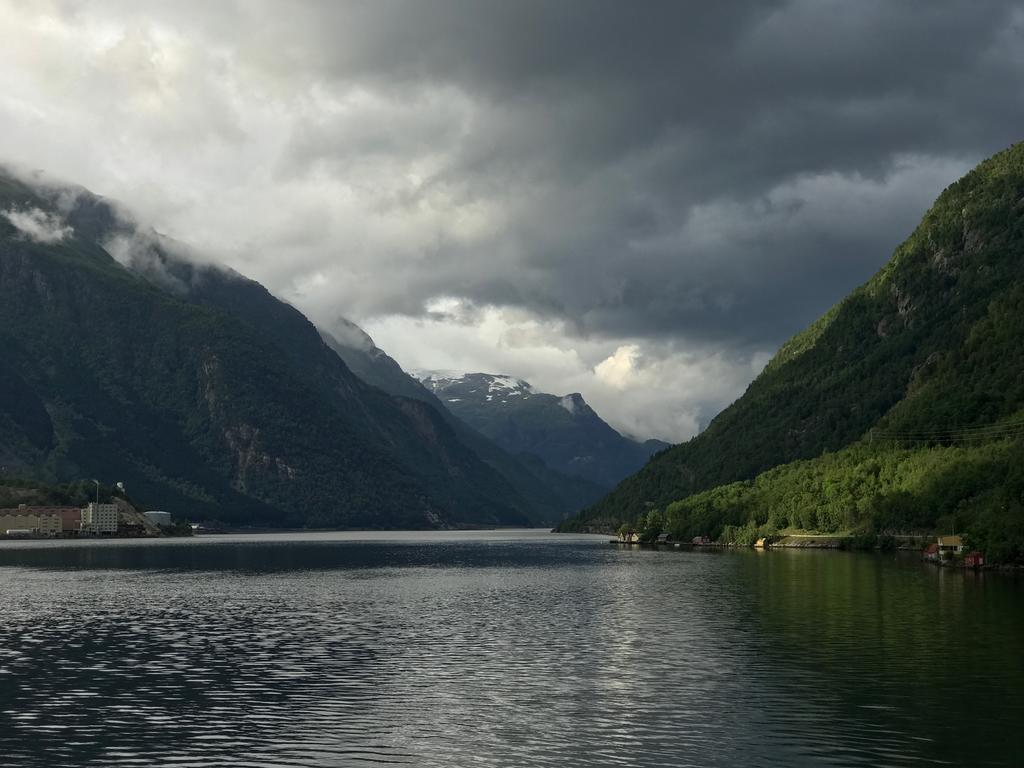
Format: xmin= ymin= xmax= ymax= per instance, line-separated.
xmin=964 ymin=551 xmax=985 ymax=568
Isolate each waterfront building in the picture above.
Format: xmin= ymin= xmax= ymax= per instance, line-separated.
xmin=82 ymin=503 xmax=119 ymax=535
xmin=964 ymin=551 xmax=985 ymax=568
xmin=4 ymin=505 xmax=83 ymax=536
xmin=0 ymin=512 xmax=62 ymax=537
xmin=50 ymin=507 xmax=85 ymax=535
xmin=936 ymin=535 xmax=963 ymax=556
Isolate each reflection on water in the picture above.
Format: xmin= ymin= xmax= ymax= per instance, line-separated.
xmin=0 ymin=531 xmax=1020 ymax=767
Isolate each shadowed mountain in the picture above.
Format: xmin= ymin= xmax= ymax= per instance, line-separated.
xmin=321 ymin=328 xmax=606 ymax=522
xmin=0 ymin=169 xmax=538 ymax=528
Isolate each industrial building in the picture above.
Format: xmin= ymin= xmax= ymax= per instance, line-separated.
xmin=0 ymin=511 xmax=63 ymax=537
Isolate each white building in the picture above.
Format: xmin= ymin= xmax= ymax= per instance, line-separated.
xmin=144 ymin=510 xmax=172 ymax=526
xmin=82 ymin=503 xmax=119 ymax=535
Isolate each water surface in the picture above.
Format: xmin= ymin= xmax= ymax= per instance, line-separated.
xmin=0 ymin=531 xmax=1020 ymax=767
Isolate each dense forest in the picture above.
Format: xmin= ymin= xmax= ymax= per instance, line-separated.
xmin=561 ymin=141 xmax=1024 ymax=563
xmin=626 ymin=439 xmax=1024 ymax=563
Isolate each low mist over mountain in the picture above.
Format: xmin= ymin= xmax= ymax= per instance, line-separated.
xmin=417 ymin=372 xmax=669 ymax=488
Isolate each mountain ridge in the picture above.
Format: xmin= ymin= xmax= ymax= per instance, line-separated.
xmin=416 ymin=370 xmax=670 ymax=488
xmin=321 ymin=329 xmax=606 ymax=520
xmin=0 ymin=169 xmax=538 ymax=528
xmin=560 ymin=140 xmax=1024 ymax=561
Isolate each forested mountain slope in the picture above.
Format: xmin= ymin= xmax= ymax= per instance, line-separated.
xmin=0 ymin=169 xmax=534 ymax=528
xmin=562 ymin=141 xmax=1024 ymax=560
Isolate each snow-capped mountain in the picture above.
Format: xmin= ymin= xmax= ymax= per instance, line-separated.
xmin=416 ymin=372 xmax=534 ymax=403
xmin=416 ymin=372 xmax=670 ymax=488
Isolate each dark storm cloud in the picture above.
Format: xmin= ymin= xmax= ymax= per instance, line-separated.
xmin=272 ymin=0 xmax=1024 ymax=343
xmin=3 ymin=0 xmax=1022 ymax=438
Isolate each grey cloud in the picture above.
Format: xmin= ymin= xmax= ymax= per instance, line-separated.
xmin=262 ymin=0 xmax=1024 ymax=343
xmin=102 ymin=230 xmax=191 ymax=295
xmin=2 ymin=0 xmax=1022 ymax=439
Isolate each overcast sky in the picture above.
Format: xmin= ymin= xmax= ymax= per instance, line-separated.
xmin=2 ymin=1 xmax=1023 ymax=441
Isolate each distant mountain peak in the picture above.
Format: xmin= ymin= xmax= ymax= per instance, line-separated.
xmin=417 ymin=371 xmax=535 ymax=402
xmin=414 ymin=370 xmax=665 ymax=488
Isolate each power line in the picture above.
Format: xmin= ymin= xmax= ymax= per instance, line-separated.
xmin=874 ymin=418 xmax=1024 ymax=436
xmin=875 ymin=428 xmax=1024 ymax=440
xmin=870 ymin=419 xmax=1024 ymax=444
xmin=873 ymin=430 xmax=1024 ymax=441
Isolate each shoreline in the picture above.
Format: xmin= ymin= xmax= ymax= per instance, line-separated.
xmin=608 ymin=537 xmax=1022 ymax=572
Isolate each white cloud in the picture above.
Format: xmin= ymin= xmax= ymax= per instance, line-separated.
xmin=594 ymin=345 xmax=640 ymax=390
xmin=1 ymin=206 xmax=73 ymax=243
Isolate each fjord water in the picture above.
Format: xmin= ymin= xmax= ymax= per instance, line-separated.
xmin=0 ymin=532 xmax=1020 ymax=767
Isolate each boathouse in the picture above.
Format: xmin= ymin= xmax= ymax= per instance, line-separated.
xmin=964 ymin=551 xmax=985 ymax=568
xmin=936 ymin=535 xmax=963 ymax=556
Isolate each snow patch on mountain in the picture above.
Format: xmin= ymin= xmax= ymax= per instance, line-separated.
xmin=412 ymin=369 xmax=667 ymax=487
xmin=487 ymin=375 xmax=532 ymax=395
xmin=412 ymin=369 xmax=465 ymax=388
xmin=416 ymin=370 xmax=534 ymax=396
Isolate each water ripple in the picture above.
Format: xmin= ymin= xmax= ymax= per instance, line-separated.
xmin=0 ymin=532 xmax=1020 ymax=767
